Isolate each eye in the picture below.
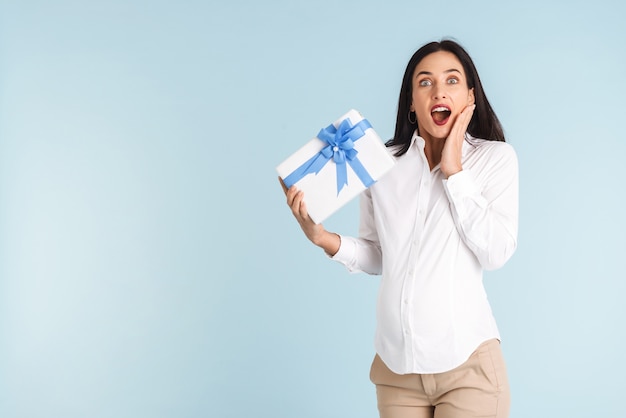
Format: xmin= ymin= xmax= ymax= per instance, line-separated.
xmin=447 ymin=77 xmax=459 ymax=84
xmin=419 ymin=79 xmax=432 ymax=87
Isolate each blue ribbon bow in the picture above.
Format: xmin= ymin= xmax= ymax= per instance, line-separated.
xmin=283 ymin=118 xmax=376 ymax=195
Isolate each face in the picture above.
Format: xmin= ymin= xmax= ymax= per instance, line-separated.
xmin=410 ymin=51 xmax=475 ymax=141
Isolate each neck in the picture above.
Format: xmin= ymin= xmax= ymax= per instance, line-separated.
xmin=421 ymin=133 xmax=445 ymax=171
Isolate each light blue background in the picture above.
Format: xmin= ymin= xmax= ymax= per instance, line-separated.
xmin=1 ymin=1 xmax=625 ymax=417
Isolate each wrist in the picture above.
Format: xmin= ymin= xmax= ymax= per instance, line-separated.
xmin=313 ymin=231 xmax=341 ymax=256
xmin=442 ymin=164 xmax=462 ymax=179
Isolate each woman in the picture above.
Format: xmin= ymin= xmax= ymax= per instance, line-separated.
xmin=281 ymin=39 xmax=518 ymax=418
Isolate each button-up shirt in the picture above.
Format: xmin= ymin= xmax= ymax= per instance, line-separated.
xmin=331 ymin=132 xmax=518 ymax=374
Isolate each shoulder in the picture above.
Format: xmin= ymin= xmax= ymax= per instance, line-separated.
xmin=385 ymin=144 xmax=404 ymax=159
xmin=465 ymin=137 xmax=517 ymax=162
xmin=385 ymin=139 xmax=416 ymax=161
xmin=463 ymin=137 xmax=518 ymax=179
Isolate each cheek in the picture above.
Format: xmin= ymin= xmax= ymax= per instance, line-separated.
xmin=410 ymin=87 xmax=427 ymax=109
xmin=415 ymin=108 xmax=431 ymax=125
xmin=410 ymin=92 xmax=419 ymax=111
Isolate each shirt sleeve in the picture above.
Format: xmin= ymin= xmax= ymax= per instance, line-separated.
xmin=442 ymin=143 xmax=519 ymax=270
xmin=328 ymin=188 xmax=383 ymax=275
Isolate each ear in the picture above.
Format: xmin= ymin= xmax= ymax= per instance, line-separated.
xmin=468 ymin=88 xmax=475 ymax=105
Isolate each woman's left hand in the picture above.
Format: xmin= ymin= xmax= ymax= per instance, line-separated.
xmin=440 ymin=104 xmax=475 ymax=178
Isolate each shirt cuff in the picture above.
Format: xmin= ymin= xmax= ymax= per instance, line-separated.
xmin=326 ymin=234 xmax=357 ymax=265
xmin=443 ymin=170 xmax=486 ymax=208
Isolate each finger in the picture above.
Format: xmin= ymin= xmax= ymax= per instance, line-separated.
xmin=459 ymin=104 xmax=476 ymax=127
xmin=286 ymin=184 xmax=299 ymax=206
xmin=291 ymin=190 xmax=305 ymax=216
xmin=298 ymin=195 xmax=310 ymax=219
xmin=463 ymin=103 xmax=476 ymax=114
xmin=278 ymin=176 xmax=288 ymax=195
xmin=450 ymin=104 xmax=475 ymax=138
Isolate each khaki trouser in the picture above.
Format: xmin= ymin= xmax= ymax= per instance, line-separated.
xmin=370 ymin=339 xmax=510 ymax=418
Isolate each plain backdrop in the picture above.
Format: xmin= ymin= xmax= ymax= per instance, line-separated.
xmin=1 ymin=0 xmax=625 ymax=417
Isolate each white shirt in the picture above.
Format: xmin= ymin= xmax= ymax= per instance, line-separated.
xmin=331 ymin=132 xmax=518 ymax=374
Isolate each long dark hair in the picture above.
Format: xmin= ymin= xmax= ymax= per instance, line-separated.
xmin=387 ymin=39 xmax=505 ymax=156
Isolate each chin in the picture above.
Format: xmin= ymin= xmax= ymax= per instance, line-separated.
xmin=424 ymin=126 xmax=451 ymax=141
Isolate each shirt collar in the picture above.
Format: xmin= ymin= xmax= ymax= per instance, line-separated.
xmin=410 ymin=130 xmax=475 ymax=155
xmin=410 ymin=130 xmax=425 ymax=150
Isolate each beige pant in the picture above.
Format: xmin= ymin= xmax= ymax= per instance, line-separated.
xmin=370 ymin=339 xmax=510 ymax=418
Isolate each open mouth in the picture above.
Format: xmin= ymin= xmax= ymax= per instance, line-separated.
xmin=431 ymin=105 xmax=451 ymax=126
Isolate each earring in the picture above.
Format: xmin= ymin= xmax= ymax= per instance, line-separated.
xmin=408 ymin=110 xmax=416 ymax=124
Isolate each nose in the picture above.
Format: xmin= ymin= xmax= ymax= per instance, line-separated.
xmin=433 ymin=84 xmax=447 ymax=100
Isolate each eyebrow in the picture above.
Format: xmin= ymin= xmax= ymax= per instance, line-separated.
xmin=415 ymin=68 xmax=462 ymax=77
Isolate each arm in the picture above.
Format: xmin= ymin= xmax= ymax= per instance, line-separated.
xmin=279 ymin=177 xmax=382 ymax=274
xmin=280 ymin=177 xmax=340 ymax=256
xmin=331 ymin=187 xmax=382 ymax=274
xmin=443 ymin=145 xmax=519 ymax=270
xmin=439 ymin=105 xmax=518 ymax=270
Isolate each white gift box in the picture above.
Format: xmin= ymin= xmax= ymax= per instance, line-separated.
xmin=277 ymin=109 xmax=395 ymax=224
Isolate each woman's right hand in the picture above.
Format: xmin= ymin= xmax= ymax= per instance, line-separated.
xmin=279 ymin=177 xmax=340 ymax=256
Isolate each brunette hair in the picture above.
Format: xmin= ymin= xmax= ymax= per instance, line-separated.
xmin=387 ymin=39 xmax=505 ymax=156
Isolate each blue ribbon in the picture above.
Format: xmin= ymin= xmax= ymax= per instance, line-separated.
xmin=283 ymin=118 xmax=376 ymax=195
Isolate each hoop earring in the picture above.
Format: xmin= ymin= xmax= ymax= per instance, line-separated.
xmin=408 ymin=110 xmax=416 ymax=124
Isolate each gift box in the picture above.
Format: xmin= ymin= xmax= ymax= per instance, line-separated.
xmin=277 ymin=109 xmax=395 ymax=224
